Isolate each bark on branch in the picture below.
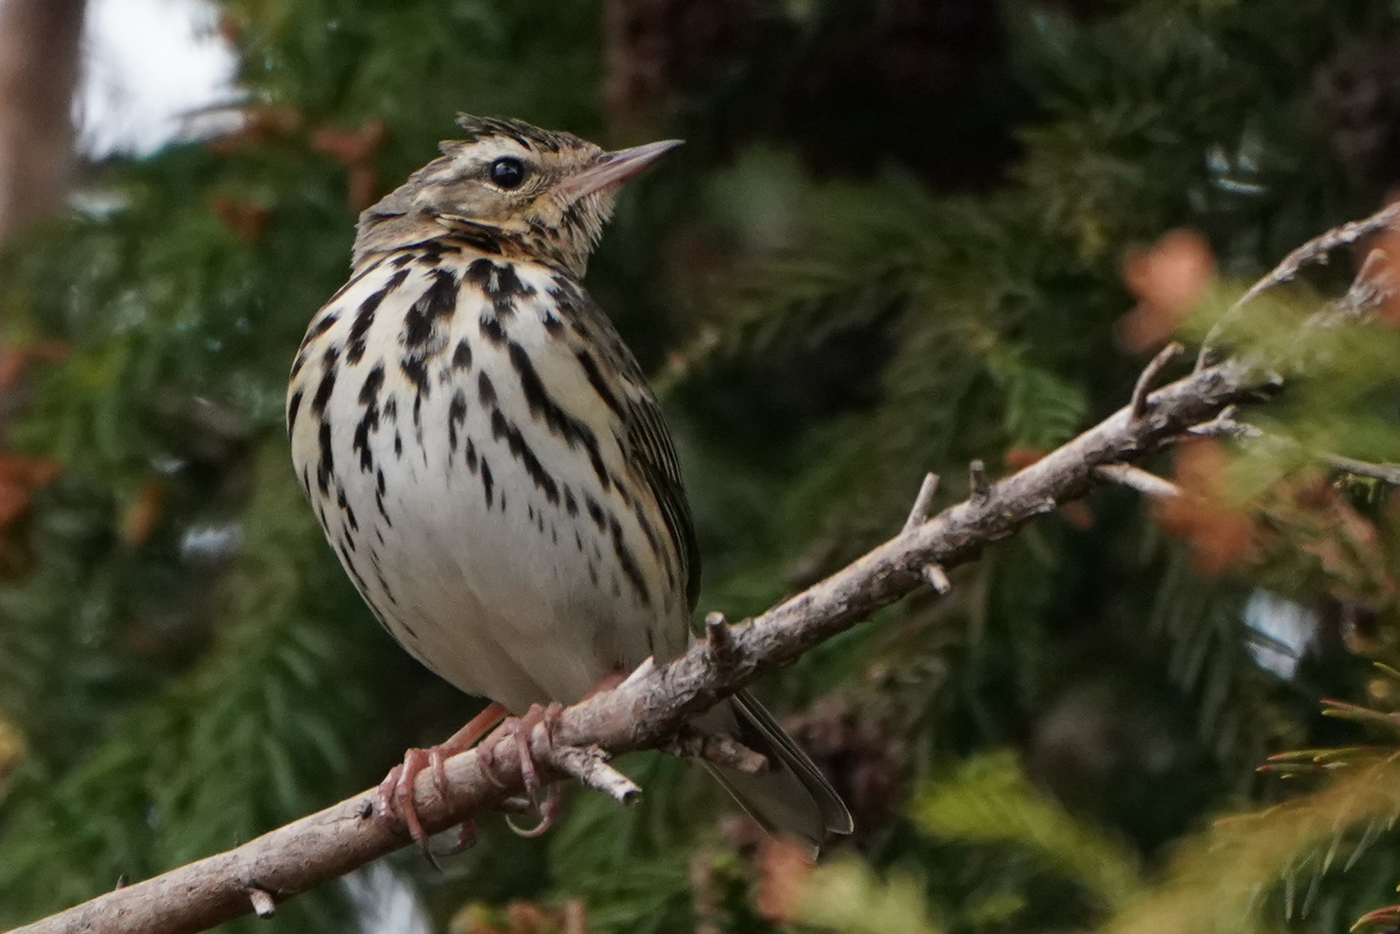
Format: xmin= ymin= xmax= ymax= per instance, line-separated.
xmin=15 ymin=200 xmax=1387 ymax=934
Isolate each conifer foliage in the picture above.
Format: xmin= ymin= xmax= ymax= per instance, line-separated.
xmin=7 ymin=1 xmax=1400 ymax=932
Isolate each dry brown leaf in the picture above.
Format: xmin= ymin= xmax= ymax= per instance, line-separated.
xmin=1118 ymin=228 xmax=1216 ymax=353
xmin=753 ymin=836 xmax=815 ymax=925
xmin=120 ymin=482 xmax=165 ymax=546
xmin=210 ymin=196 xmax=270 ymax=243
xmin=1154 ymin=439 xmax=1258 ymax=576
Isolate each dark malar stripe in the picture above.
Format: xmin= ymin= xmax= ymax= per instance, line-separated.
xmin=347 ymin=268 xmax=410 ymax=364
xmin=449 ymin=225 xmax=503 ymax=255
xmin=415 ymin=240 xmax=461 ymax=266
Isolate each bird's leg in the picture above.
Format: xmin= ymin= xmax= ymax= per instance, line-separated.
xmin=377 ymin=701 xmax=508 ymax=857
xmin=506 ymin=702 xmax=568 ymax=838
xmin=428 ymin=702 xmax=508 ymax=803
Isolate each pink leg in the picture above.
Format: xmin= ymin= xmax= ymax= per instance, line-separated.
xmin=377 ymin=701 xmax=508 ymax=853
xmin=502 ymin=702 xmax=567 ymax=838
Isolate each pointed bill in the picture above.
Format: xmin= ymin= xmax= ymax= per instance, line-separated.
xmin=554 ymin=138 xmax=683 ymax=202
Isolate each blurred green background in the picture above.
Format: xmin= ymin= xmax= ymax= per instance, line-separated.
xmin=7 ymin=1 xmax=1400 ymax=932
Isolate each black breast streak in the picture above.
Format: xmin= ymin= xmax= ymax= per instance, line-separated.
xmin=583 ymin=494 xmax=606 ymax=532
xmin=316 ymin=420 xmax=334 ymax=495
xmin=489 ymin=408 xmax=560 ymax=505
xmin=376 ymin=570 xmax=398 ymax=605
xmin=452 ymin=338 xmax=473 ymax=370
xmin=479 ymin=315 xmax=507 ymax=345
xmin=399 ymin=269 xmax=459 ymax=415
xmin=338 ymin=541 xmax=370 ymax=591
xmin=477 ymin=371 xmax=497 ymax=408
xmin=401 ymin=268 xmax=460 ymax=349
xmin=300 ymin=310 xmax=339 ymax=350
xmin=375 ymin=468 xmax=392 ymax=523
xmin=311 ymin=345 xmax=339 ymax=416
xmin=465 ymin=437 xmax=478 ymax=473
xmin=286 ymin=389 xmax=304 ymax=438
xmin=481 ymin=458 xmax=494 ymax=508
xmin=465 ymin=257 xmax=536 ymax=320
xmin=347 ymin=268 xmax=410 ymax=365
xmin=631 ymin=497 xmax=668 ymax=572
xmin=448 ymin=390 xmax=467 ymax=454
xmin=574 ymin=348 xmax=625 ymax=420
xmin=506 ymin=341 xmax=609 ymax=491
xmin=353 ymin=365 xmax=385 ymax=473
xmin=416 ymin=240 xmax=462 ymax=267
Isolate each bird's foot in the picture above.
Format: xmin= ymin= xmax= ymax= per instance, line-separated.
xmin=480 ymin=702 xmax=567 ymax=838
xmin=377 ymin=701 xmax=507 ymax=860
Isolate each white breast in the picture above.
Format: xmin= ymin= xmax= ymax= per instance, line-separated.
xmin=288 ymin=248 xmax=686 ymax=713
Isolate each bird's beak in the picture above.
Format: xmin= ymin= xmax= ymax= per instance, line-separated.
xmin=555 ymin=138 xmax=684 ymax=202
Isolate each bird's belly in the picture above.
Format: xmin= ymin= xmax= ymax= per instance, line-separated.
xmin=303 ymin=371 xmax=663 ymax=713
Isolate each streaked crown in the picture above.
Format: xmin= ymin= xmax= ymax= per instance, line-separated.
xmin=354 ymin=115 xmax=680 ymax=277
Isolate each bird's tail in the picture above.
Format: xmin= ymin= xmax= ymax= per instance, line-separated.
xmin=696 ymin=690 xmax=853 ymax=856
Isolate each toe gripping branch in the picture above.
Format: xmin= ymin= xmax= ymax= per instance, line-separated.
xmin=478 ymin=703 xmax=643 ymax=839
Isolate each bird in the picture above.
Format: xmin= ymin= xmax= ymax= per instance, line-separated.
xmin=286 ymin=114 xmax=852 ymax=855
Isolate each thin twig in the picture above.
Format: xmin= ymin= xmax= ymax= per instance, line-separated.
xmin=1187 ymin=405 xmax=1260 ymax=439
xmin=1323 ymin=454 xmax=1400 ymax=486
xmin=666 ymin=726 xmax=769 ymax=774
xmin=1132 ymin=342 xmax=1183 ymax=421
xmin=1094 ymin=463 xmax=1182 ymax=499
xmin=245 ymin=887 xmax=275 ymax=920
xmin=968 ymin=459 xmax=990 ymax=500
xmin=920 ymin=564 xmax=952 ymax=594
xmin=542 ymin=745 xmax=640 ymax=806
xmin=903 ymin=473 xmax=940 ymax=532
xmin=705 ymin=611 xmax=738 ymax=671
xmin=1197 ymin=201 xmax=1400 ymax=370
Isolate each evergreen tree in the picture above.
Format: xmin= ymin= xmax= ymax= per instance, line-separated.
xmin=7 ymin=1 xmax=1400 ymax=932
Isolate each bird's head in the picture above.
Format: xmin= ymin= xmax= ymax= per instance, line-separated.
xmin=354 ymin=115 xmax=681 ymax=277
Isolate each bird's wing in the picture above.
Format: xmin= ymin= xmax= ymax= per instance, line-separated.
xmin=567 ymin=288 xmax=702 ymax=617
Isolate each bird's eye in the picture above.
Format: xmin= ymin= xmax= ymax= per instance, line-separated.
xmin=489 ymin=157 xmax=527 ymax=189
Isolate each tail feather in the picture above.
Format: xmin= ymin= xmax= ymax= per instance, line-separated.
xmin=697 ymin=691 xmax=853 ymax=856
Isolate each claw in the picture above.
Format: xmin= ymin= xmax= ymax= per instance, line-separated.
xmin=376 ymin=701 xmax=508 ymax=861
xmin=508 ymin=783 xmax=561 ymax=837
